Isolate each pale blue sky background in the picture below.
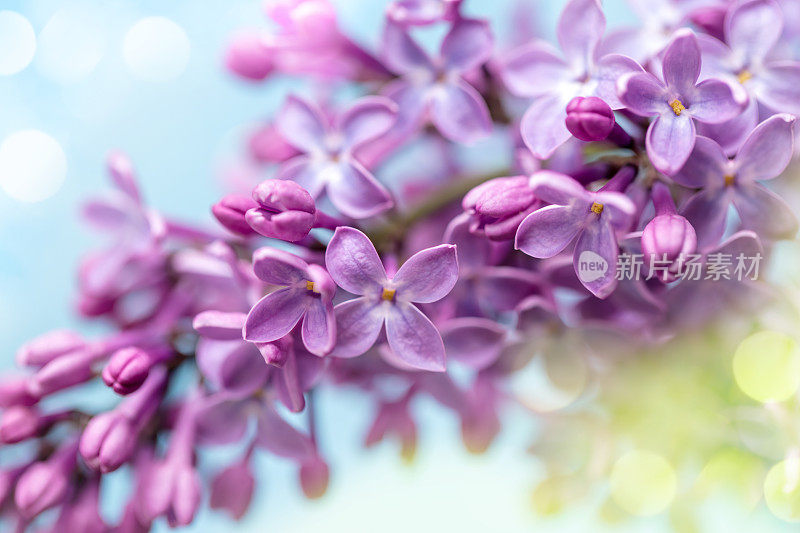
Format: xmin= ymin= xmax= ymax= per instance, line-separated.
xmin=0 ymin=0 xmax=794 ymax=531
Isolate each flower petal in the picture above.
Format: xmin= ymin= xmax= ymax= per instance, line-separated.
xmin=755 ymin=62 xmax=800 ymax=115
xmin=441 ymin=318 xmax=506 ymax=370
xmin=196 ymin=339 xmax=268 ymax=395
xmin=380 ymin=79 xmax=428 ymax=139
xmin=325 ymin=227 xmax=387 ymax=295
xmin=726 ymin=0 xmax=783 ymax=66
xmin=475 ymin=267 xmax=542 ymax=311
xmin=327 ymin=160 xmax=394 ymax=218
xmin=645 ymin=113 xmax=696 ymax=175
xmin=573 ymin=218 xmax=618 ymax=298
xmin=385 ymin=302 xmax=446 ymax=372
xmin=515 ymin=205 xmax=584 ymax=258
xmin=193 ymin=311 xmax=247 ymax=341
xmin=441 ymin=19 xmax=493 ymax=73
xmin=243 ymin=288 xmax=308 ymax=342
xmin=680 ymin=188 xmax=731 ymax=249
xmin=617 ymin=71 xmax=668 ymax=116
xmin=672 ymin=135 xmax=728 ymax=188
xmin=733 ymin=183 xmax=799 ymax=240
xmin=331 ymin=298 xmax=385 ymax=358
xmin=696 ymin=97 xmax=759 ymax=155
xmin=301 ymin=299 xmax=336 ymax=356
xmin=276 ymin=96 xmax=327 ymax=153
xmin=662 ymin=29 xmax=700 ymax=95
xmin=337 ymin=97 xmax=398 ymax=151
xmin=528 ymin=170 xmax=590 ymax=205
xmin=252 ymin=247 xmax=309 ymax=286
xmin=557 ymin=0 xmax=605 ymax=73
xmin=500 ymin=41 xmax=572 ymax=98
xmin=277 ymin=156 xmax=326 ymax=198
xmin=593 ymin=53 xmax=644 ymax=109
xmin=381 ymin=21 xmax=434 ymax=75
xmin=688 ymin=79 xmax=746 ymax=124
xmin=735 ymin=113 xmax=796 ymax=183
xmin=430 ymin=80 xmax=492 ymax=144
xmin=256 ymin=405 xmax=315 ymax=461
xmin=392 ymin=244 xmax=458 ymax=303
xmin=520 ymin=93 xmax=573 ymax=159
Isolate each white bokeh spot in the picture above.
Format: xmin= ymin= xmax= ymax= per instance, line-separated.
xmin=0 ymin=130 xmax=67 ymax=203
xmin=0 ymin=11 xmax=36 ymax=75
xmin=37 ymin=7 xmax=106 ymax=84
xmin=123 ymin=17 xmax=190 ymax=82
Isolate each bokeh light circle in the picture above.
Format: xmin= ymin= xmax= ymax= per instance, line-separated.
xmin=764 ymin=459 xmax=800 ymax=521
xmin=0 ymin=130 xmax=67 ymax=202
xmin=123 ymin=17 xmax=190 ymax=82
xmin=609 ymin=450 xmax=677 ymax=516
xmin=0 ymin=11 xmax=36 ymax=75
xmin=37 ymin=8 xmax=106 ymax=84
xmin=733 ymin=331 xmax=800 ymax=403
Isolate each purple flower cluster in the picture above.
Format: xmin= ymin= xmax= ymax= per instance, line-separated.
xmin=2 ymin=0 xmax=800 ymax=530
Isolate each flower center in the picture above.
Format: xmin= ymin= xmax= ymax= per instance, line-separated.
xmin=590 ymin=202 xmax=604 ymax=215
xmin=381 ymin=288 xmax=396 ymax=302
xmin=306 ymin=280 xmax=316 ymax=292
xmin=724 ymin=174 xmax=735 ymax=186
xmin=737 ymin=70 xmax=753 ymax=84
xmin=669 ymin=99 xmax=686 ymax=116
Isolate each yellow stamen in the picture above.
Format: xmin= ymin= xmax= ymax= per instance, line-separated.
xmin=737 ymin=70 xmax=753 ymax=84
xmin=724 ymin=174 xmax=736 ymax=186
xmin=381 ymin=288 xmax=396 ymax=301
xmin=669 ymin=99 xmax=686 ymax=116
xmin=590 ymin=202 xmax=604 ymax=215
xmin=305 ymin=280 xmax=315 ymax=291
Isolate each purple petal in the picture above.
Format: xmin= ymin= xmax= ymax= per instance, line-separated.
xmin=252 ymin=247 xmax=309 ymax=286
xmin=573 ymin=219 xmax=618 ymax=298
xmin=617 ymin=72 xmax=668 ymax=116
xmin=196 ymin=340 xmax=268 ymax=395
xmin=528 ymin=171 xmax=590 ymax=205
xmin=735 ymin=113 xmax=796 ymax=183
xmin=301 ymin=299 xmax=336 ymax=356
xmin=501 ymin=41 xmax=571 ymax=98
xmin=696 ymin=97 xmax=759 ymax=155
xmin=256 ymin=405 xmax=315 ymax=461
xmin=193 ymin=311 xmax=247 ymax=341
xmin=380 ymin=79 xmax=428 ymax=138
xmin=275 ymin=348 xmax=305 ymax=412
xmin=594 ymin=192 xmax=636 ymax=232
xmin=392 ymin=244 xmax=458 ymax=303
xmin=327 ymin=160 xmax=393 ymax=218
xmin=520 ymin=93 xmax=573 ymax=159
xmin=645 ymin=114 xmax=696 ymax=175
xmin=331 ymin=298 xmax=385 ymax=358
xmin=756 ymin=62 xmax=800 ymax=115
xmin=210 ymin=461 xmax=254 ymax=520
xmin=726 ymin=0 xmax=783 ymax=66
xmin=733 ymin=183 xmax=799 ymax=240
xmin=593 ymin=53 xmax=644 ymax=109
xmin=337 ymin=97 xmax=398 ymax=151
xmin=680 ymin=188 xmax=731 ymax=249
xmin=381 ymin=22 xmax=434 ymax=75
xmin=385 ymin=302 xmax=446 ymax=372
xmin=475 ymin=267 xmax=542 ymax=311
xmin=195 ymin=399 xmax=250 ymax=445
xmin=430 ymin=80 xmax=492 ymax=144
xmin=688 ymin=79 xmax=746 ymax=124
xmin=278 ymin=156 xmax=326 ymax=198
xmin=557 ymin=0 xmax=605 ymax=73
xmin=243 ymin=288 xmax=308 ymax=342
xmin=276 ymin=96 xmax=327 ymax=153
xmin=441 ymin=318 xmax=506 ymax=370
xmin=444 ymin=213 xmax=492 ymax=273
xmin=441 ymin=19 xmax=493 ymax=72
xmin=662 ymin=29 xmax=700 ymax=95
xmin=515 ymin=205 xmax=584 ymax=258
xmin=325 ymin=227 xmax=387 ymax=295
xmin=672 ymin=135 xmax=728 ymax=188
xmin=710 ymin=230 xmax=763 ymax=259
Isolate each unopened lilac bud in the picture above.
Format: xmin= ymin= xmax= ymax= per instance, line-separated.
xmin=641 ymin=183 xmax=697 ymax=282
xmin=0 ymin=406 xmax=41 ymax=444
xmin=463 ymin=176 xmax=537 ymax=240
xmin=565 ymin=96 xmax=615 ymax=142
xmin=212 ymin=195 xmax=259 ymax=236
xmin=210 ymin=459 xmax=255 ymax=519
xmin=15 ymin=441 xmax=77 ymax=518
xmin=16 ymin=329 xmax=85 ymax=367
xmin=79 ymin=412 xmax=137 ymax=473
xmin=299 ymin=455 xmax=329 ymax=499
xmin=29 ymin=350 xmax=96 ymax=398
xmin=102 ymin=347 xmax=152 ymax=395
xmin=0 ymin=377 xmax=38 ymax=407
xmin=225 ymin=31 xmax=273 ymax=80
xmin=246 ymin=179 xmax=317 ymax=242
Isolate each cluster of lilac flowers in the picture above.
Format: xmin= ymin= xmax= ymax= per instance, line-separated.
xmin=2 ymin=0 xmax=800 ymax=529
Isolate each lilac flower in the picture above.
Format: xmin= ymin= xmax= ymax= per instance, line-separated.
xmin=380 ymin=19 xmax=493 ymax=143
xmin=515 ymin=169 xmax=636 ymax=298
xmin=325 ymin=227 xmax=458 ymax=371
xmin=276 ymin=95 xmax=396 ymax=218
xmin=387 ymin=0 xmax=461 ymax=26
xmin=674 ymin=113 xmax=798 ymax=247
xmin=244 ymin=248 xmax=336 ymax=356
xmin=500 ymin=0 xmax=642 ymax=157
xmin=617 ymin=29 xmax=747 ymax=175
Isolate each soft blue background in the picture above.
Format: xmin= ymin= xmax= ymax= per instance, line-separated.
xmin=0 ymin=0 xmax=793 ymax=531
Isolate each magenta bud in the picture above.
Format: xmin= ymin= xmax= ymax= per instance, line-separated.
xmin=642 ymin=214 xmax=698 ymax=282
xmin=299 ymin=455 xmax=329 ymax=499
xmin=30 ymin=351 xmax=96 ymax=398
xmin=249 ymin=124 xmax=301 ymax=164
xmin=209 ymin=459 xmax=255 ymax=519
xmin=212 ymin=195 xmax=259 ymax=236
xmin=79 ymin=412 xmax=137 ymax=473
xmin=0 ymin=378 xmax=38 ymax=408
xmin=16 ymin=329 xmax=85 ymax=367
xmin=15 ymin=442 xmax=77 ymax=518
xmin=246 ymin=180 xmax=317 ymax=242
xmin=225 ymin=31 xmax=274 ymax=81
xmin=102 ymin=347 xmax=152 ymax=395
xmin=256 ymin=336 xmax=292 ymax=367
xmin=565 ymin=96 xmax=615 ymax=142
xmin=463 ymin=176 xmax=537 ymax=241
xmin=0 ymin=406 xmax=41 ymax=444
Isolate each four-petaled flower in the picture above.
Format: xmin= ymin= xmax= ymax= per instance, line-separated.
xmin=618 ymin=29 xmax=747 ymax=175
xmin=325 ymin=227 xmax=458 ymax=371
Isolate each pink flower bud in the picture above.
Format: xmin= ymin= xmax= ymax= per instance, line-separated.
xmin=225 ymin=31 xmax=274 ymax=81
xmin=0 ymin=377 xmax=38 ymax=408
xmin=299 ymin=455 xmax=329 ymax=499
xmin=463 ymin=175 xmax=537 ymax=240
xmin=209 ymin=459 xmax=255 ymax=519
xmin=16 ymin=329 xmax=85 ymax=367
xmin=102 ymin=347 xmax=152 ymax=395
xmin=565 ymin=96 xmax=615 ymax=142
xmin=79 ymin=412 xmax=137 ymax=473
xmin=641 ymin=214 xmax=697 ymax=282
xmin=212 ymin=194 xmax=259 ymax=236
xmin=29 ymin=350 xmax=96 ymax=398
xmin=246 ymin=179 xmax=317 ymax=242
xmin=15 ymin=441 xmax=77 ymax=518
xmin=0 ymin=406 xmax=41 ymax=444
